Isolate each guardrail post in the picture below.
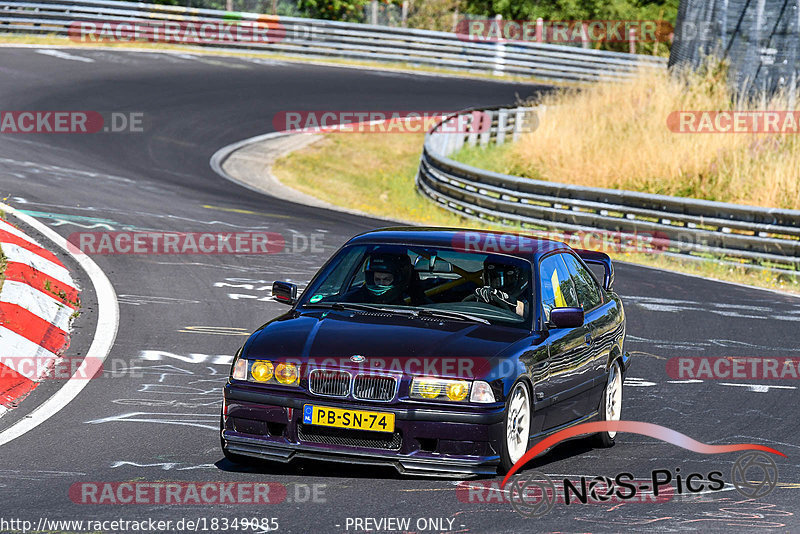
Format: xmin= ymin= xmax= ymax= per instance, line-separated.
xmin=512 ymin=108 xmax=525 ymax=142
xmin=437 ymin=132 xmax=447 ymax=154
xmin=536 ymin=17 xmax=544 ymax=43
xmin=441 ymin=118 xmax=460 ymax=156
xmin=370 ymin=1 xmax=378 ymax=25
xmin=442 ymin=131 xmax=455 ymax=156
xmin=496 ymin=109 xmax=508 ymax=145
xmin=629 ymin=28 xmax=636 ymax=54
xmin=493 ymin=14 xmax=505 ymax=76
xmin=581 ymin=22 xmax=590 ymax=48
xmin=401 ymin=1 xmax=408 ymax=28
xmin=479 ymin=110 xmax=492 ymax=147
xmin=467 ymin=112 xmax=479 ymax=147
xmin=453 ymin=116 xmax=466 ymax=153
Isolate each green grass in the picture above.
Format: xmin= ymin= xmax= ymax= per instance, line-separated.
xmin=272 ymin=131 xmax=800 ymax=296
xmin=0 ymin=244 xmax=6 ymax=295
xmin=273 ymin=133 xmax=473 ymax=226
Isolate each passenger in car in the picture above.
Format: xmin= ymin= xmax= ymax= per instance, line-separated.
xmin=464 ymin=260 xmax=528 ymax=317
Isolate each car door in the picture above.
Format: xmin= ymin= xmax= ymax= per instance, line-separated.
xmin=560 ymin=252 xmax=613 ymax=413
xmin=537 ymin=252 xmax=593 ymax=430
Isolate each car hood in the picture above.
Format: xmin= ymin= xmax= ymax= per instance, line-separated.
xmin=241 ymin=310 xmax=529 ymax=379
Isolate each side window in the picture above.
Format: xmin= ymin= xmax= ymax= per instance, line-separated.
xmin=562 ymin=254 xmax=603 ymax=311
xmin=348 ymin=257 xmax=367 ymax=290
xmin=539 ymin=254 xmax=579 ymax=322
xmin=313 ymin=247 xmax=366 ymax=297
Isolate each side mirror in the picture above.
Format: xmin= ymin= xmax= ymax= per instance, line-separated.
xmin=549 ymin=307 xmax=584 ymax=329
xmin=272 ymin=281 xmax=298 ymax=305
xmin=574 ymin=249 xmax=614 ymax=291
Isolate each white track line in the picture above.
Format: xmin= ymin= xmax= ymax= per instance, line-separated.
xmin=1 ymin=243 xmax=77 ymax=289
xmin=0 ymin=202 xmax=118 ymax=447
xmin=35 ymin=49 xmax=95 ymax=63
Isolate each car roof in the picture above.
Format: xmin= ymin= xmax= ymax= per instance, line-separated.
xmin=345 ymin=227 xmax=571 ymax=260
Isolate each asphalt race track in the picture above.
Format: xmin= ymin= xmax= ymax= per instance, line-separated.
xmin=1 ymin=47 xmax=799 ymax=533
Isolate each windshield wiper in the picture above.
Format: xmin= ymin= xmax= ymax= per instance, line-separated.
xmin=304 ymin=302 xmax=418 ymax=316
xmin=416 ymin=308 xmax=491 ymax=325
xmin=304 ymin=302 xmax=490 ymax=324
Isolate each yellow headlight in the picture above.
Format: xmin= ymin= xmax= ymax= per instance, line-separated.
xmin=251 ymin=360 xmax=274 ymax=382
xmin=417 ymin=381 xmax=441 ymax=399
xmin=446 ymin=381 xmax=469 ymax=401
xmin=275 ymin=363 xmax=299 ymax=385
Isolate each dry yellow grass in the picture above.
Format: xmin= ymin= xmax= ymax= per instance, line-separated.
xmin=501 ymin=67 xmax=800 ymax=210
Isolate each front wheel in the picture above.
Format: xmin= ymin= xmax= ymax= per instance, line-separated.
xmin=500 ymin=381 xmax=532 ymax=474
xmin=595 ymin=360 xmax=623 ymax=448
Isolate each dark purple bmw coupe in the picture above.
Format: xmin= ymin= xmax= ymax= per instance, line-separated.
xmin=221 ymin=228 xmax=630 ymax=476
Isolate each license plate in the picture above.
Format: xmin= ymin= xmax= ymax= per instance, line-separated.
xmin=303 ymin=404 xmax=395 ymax=433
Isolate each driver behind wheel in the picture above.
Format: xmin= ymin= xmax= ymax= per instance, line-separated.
xmin=361 ymin=252 xmax=413 ymax=305
xmin=468 ymin=260 xmax=528 ymax=316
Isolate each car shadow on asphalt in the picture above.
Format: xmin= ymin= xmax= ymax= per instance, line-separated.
xmin=515 ymin=437 xmax=599 ymax=474
xmin=215 ymin=457 xmax=416 ymax=480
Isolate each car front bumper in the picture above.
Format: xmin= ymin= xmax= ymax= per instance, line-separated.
xmin=222 ymin=383 xmax=505 ymax=476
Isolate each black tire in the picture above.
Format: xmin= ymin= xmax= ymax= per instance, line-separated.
xmin=595 ymin=360 xmax=623 ymax=448
xmin=499 ymin=381 xmax=532 ymax=474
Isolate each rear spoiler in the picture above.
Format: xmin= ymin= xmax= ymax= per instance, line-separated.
xmin=574 ymin=249 xmax=614 ymax=291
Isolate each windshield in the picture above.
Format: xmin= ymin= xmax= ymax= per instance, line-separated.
xmin=299 ymin=244 xmax=533 ymax=328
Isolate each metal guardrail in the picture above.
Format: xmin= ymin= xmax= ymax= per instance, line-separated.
xmin=417 ymin=107 xmax=800 ymax=274
xmin=0 ymin=0 xmax=666 ymax=83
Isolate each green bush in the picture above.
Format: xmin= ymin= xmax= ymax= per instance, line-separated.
xmin=297 ymin=0 xmax=370 ymax=21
